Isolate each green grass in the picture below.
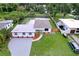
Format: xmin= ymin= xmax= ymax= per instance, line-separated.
xmin=52 ymin=13 xmax=74 ymax=22
xmin=22 ymin=18 xmax=31 ymax=24
xmin=0 ymin=41 xmax=10 ymax=56
xmin=30 ymin=32 xmax=79 ymax=56
xmin=74 ymin=34 xmax=79 ymax=38
xmin=35 ymin=13 xmax=46 ymax=16
xmin=49 ymin=20 xmax=56 ymax=28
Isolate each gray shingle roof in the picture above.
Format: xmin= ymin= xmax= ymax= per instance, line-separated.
xmin=0 ymin=20 xmax=13 ymax=30
xmin=34 ymin=19 xmax=51 ymax=28
xmin=0 ymin=23 xmax=6 ymax=30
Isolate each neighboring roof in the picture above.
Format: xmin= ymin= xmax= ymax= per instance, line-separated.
xmin=0 ymin=20 xmax=13 ymax=29
xmin=0 ymin=23 xmax=6 ymax=29
xmin=59 ymin=19 xmax=79 ymax=28
xmin=0 ymin=20 xmax=13 ymax=24
xmin=34 ymin=18 xmax=51 ymax=28
xmin=11 ymin=20 xmax=35 ymax=32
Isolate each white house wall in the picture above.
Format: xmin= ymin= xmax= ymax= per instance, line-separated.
xmin=70 ymin=28 xmax=79 ymax=34
xmin=6 ymin=23 xmax=13 ymax=29
xmin=64 ymin=28 xmax=71 ymax=34
xmin=62 ymin=22 xmax=78 ymax=34
xmin=62 ymin=28 xmax=79 ymax=34
xmin=35 ymin=28 xmax=51 ymax=32
xmin=12 ymin=32 xmax=35 ymax=38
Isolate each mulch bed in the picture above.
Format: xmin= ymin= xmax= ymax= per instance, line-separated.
xmin=51 ymin=28 xmax=59 ymax=32
xmin=33 ymin=32 xmax=40 ymax=40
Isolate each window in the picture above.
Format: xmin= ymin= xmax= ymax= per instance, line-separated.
xmin=15 ymin=32 xmax=17 ymax=35
xmin=70 ymin=30 xmax=75 ymax=34
xmin=45 ymin=28 xmax=48 ymax=31
xmin=77 ymin=28 xmax=79 ymax=30
xmin=23 ymin=32 xmax=25 ymax=35
xmin=29 ymin=32 xmax=32 ymax=35
xmin=76 ymin=31 xmax=79 ymax=33
xmin=59 ymin=25 xmax=65 ymax=30
xmin=36 ymin=30 xmax=40 ymax=32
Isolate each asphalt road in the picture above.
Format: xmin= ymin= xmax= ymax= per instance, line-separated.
xmin=8 ymin=38 xmax=32 ymax=56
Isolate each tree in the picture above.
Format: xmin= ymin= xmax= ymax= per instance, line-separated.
xmin=71 ymin=4 xmax=79 ymax=15
xmin=46 ymin=3 xmax=71 ymax=18
xmin=0 ymin=33 xmax=5 ymax=43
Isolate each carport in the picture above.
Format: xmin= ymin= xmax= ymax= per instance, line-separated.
xmin=8 ymin=38 xmax=32 ymax=56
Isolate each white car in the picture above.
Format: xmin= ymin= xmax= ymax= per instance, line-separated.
xmin=68 ymin=41 xmax=79 ymax=54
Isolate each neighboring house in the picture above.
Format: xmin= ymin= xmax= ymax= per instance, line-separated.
xmin=34 ymin=18 xmax=51 ymax=32
xmin=56 ymin=19 xmax=79 ymax=36
xmin=0 ymin=20 xmax=13 ymax=30
xmin=11 ymin=18 xmax=51 ymax=38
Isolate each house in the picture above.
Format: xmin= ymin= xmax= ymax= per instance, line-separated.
xmin=11 ymin=20 xmax=35 ymax=38
xmin=10 ymin=18 xmax=52 ymax=56
xmin=11 ymin=18 xmax=51 ymax=38
xmin=56 ymin=19 xmax=79 ymax=36
xmin=0 ymin=20 xmax=13 ymax=30
xmin=34 ymin=18 xmax=51 ymax=33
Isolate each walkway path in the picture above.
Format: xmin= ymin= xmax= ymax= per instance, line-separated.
xmin=33 ymin=33 xmax=43 ymax=42
xmin=8 ymin=38 xmax=32 ymax=56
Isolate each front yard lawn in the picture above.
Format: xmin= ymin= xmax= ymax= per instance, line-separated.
xmin=30 ymin=32 xmax=79 ymax=56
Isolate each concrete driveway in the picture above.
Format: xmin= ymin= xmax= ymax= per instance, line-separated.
xmin=8 ymin=38 xmax=32 ymax=56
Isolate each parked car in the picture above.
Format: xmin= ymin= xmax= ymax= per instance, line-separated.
xmin=68 ymin=41 xmax=79 ymax=54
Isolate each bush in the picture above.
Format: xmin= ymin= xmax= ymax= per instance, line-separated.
xmin=2 ymin=11 xmax=27 ymax=24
